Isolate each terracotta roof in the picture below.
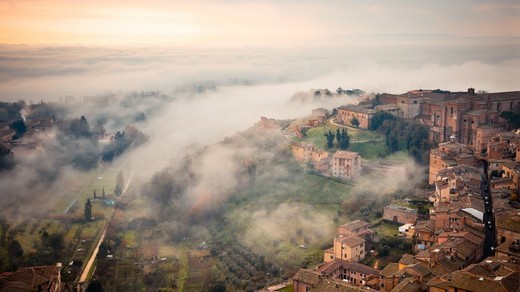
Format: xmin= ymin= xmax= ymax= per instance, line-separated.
xmin=455 ymin=241 xmax=477 ymax=258
xmin=308 ymin=279 xmax=366 ymax=291
xmin=0 ymin=265 xmax=60 ymax=291
xmin=438 ymin=270 xmax=520 ymax=292
xmin=292 ymin=269 xmax=321 ymax=285
xmin=497 ymin=214 xmax=520 ymax=233
xmin=318 ymin=259 xmax=379 ymax=277
xmin=404 ymin=263 xmax=433 ymax=278
xmin=391 ymin=277 xmax=423 ymax=292
xmin=399 ymin=254 xmax=416 ymax=266
xmin=339 ymin=220 xmax=369 ymax=232
xmin=340 ymin=236 xmax=364 ymax=247
xmin=332 ymin=150 xmax=359 ymax=160
xmin=337 ymin=105 xmax=375 ymax=114
xmin=375 ymin=104 xmax=400 ymax=111
xmin=495 ymin=241 xmax=520 ymax=258
xmin=380 ymin=263 xmax=399 ymax=277
xmin=462 ymin=230 xmax=485 ymax=245
xmin=429 ymin=256 xmax=466 ymax=276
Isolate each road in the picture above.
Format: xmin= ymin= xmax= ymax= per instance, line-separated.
xmin=78 ymin=170 xmax=134 ymax=283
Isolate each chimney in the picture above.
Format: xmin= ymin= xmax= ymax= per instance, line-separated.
xmin=449 ymin=135 xmax=456 ymax=143
xmin=430 ymin=249 xmax=442 ymax=266
xmin=468 ymin=88 xmax=475 ymax=95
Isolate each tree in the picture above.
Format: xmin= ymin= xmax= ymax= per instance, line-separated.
xmin=86 ymin=279 xmax=103 ymax=292
xmin=85 ymin=199 xmax=92 ymax=221
xmin=62 ymin=115 xmax=93 ymax=138
xmin=114 ymin=184 xmax=122 ymax=196
xmin=46 ymin=233 xmax=64 ymax=253
xmin=93 ymin=190 xmax=97 ymax=199
xmin=102 ymin=126 xmax=147 ymax=162
xmin=370 ymin=111 xmax=395 ymax=131
xmin=351 ymin=117 xmax=360 ymax=128
xmin=324 ymin=130 xmax=334 ymax=148
xmin=7 ymin=239 xmax=24 ymax=270
xmin=9 ymin=119 xmax=27 ymax=139
xmin=339 ymin=129 xmax=350 ymax=149
xmin=335 ymin=129 xmax=341 ymax=146
xmin=500 ymin=111 xmax=520 ymax=130
xmin=0 ymin=141 xmax=14 ymax=171
xmin=102 ymin=187 xmax=105 ymax=199
xmin=116 ymin=170 xmax=124 ymax=190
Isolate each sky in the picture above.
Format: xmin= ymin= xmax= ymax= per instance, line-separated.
xmin=0 ymin=0 xmax=518 ymax=100
xmin=0 ymin=0 xmax=519 ymax=46
xmin=0 ymin=0 xmax=519 ymax=235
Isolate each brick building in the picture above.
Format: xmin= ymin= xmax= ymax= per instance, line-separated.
xmin=428 ymin=135 xmax=476 ymax=184
xmin=383 ymin=205 xmax=418 ymax=224
xmin=324 ymin=235 xmax=365 ymax=263
xmin=292 ymin=259 xmax=379 ymax=292
xmin=330 ymin=150 xmax=361 ymax=180
xmin=379 ymin=88 xmax=520 ymax=145
xmin=324 ymin=220 xmax=371 ymax=263
xmin=337 ymin=105 xmax=375 ymax=129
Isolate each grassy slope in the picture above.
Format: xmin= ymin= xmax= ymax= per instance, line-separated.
xmin=301 ymin=124 xmax=387 ymax=159
xmin=220 ymin=165 xmax=355 ymax=269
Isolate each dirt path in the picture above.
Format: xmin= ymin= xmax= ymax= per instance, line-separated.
xmin=78 ymin=170 xmax=134 ymax=282
xmin=79 ymin=228 xmax=106 ymax=281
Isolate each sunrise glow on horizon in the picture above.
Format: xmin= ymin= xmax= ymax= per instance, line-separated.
xmin=1 ymin=0 xmax=518 ymax=46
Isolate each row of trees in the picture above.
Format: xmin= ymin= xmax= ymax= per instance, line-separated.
xmin=324 ymin=128 xmax=350 ymax=149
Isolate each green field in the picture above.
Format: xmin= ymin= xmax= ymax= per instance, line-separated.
xmin=371 ymin=220 xmax=400 ymax=237
xmin=0 ymin=165 xmax=126 ymax=283
xmin=297 ymin=122 xmax=387 ymax=160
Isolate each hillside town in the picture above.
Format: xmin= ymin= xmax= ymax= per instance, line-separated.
xmin=2 ymin=88 xmax=520 ymax=291
xmin=290 ymin=88 xmax=520 ymax=292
